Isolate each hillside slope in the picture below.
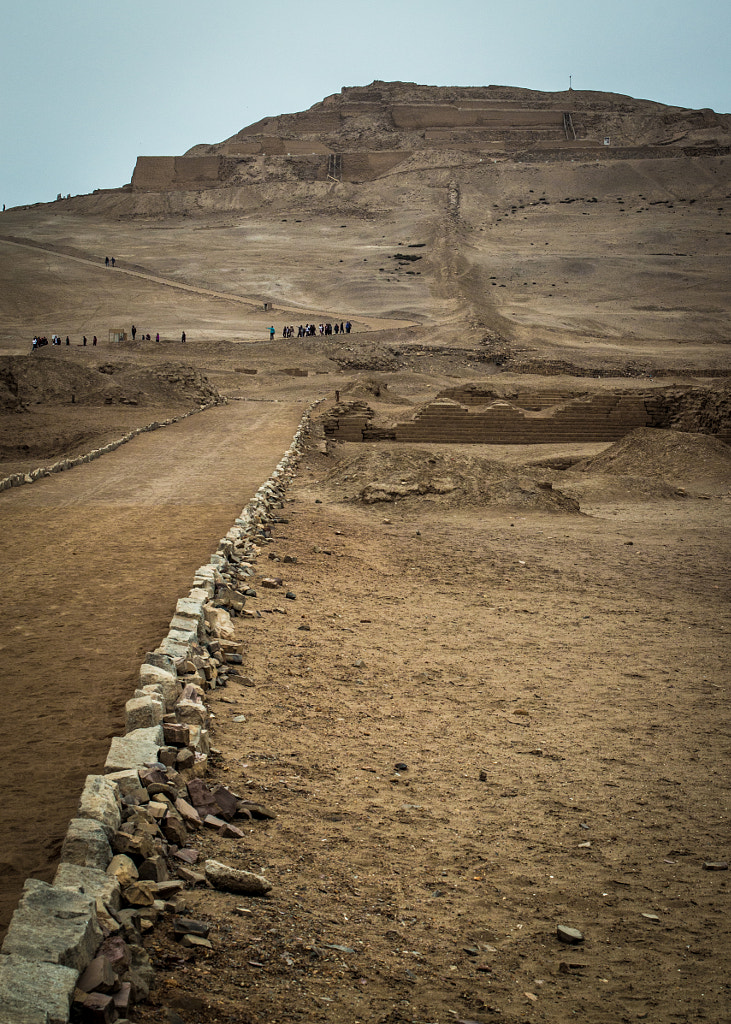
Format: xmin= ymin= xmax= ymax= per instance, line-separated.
xmin=2 ymin=82 xmax=729 ymax=373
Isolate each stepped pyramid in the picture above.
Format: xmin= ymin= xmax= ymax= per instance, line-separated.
xmin=131 ymin=81 xmax=730 ymax=190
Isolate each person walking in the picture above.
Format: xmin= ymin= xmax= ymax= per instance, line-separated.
xmin=111 ymin=257 xmax=116 ymax=268
xmin=92 ymin=336 xmax=97 ymax=346
xmin=181 ymin=331 xmax=186 ymax=343
xmin=269 ymin=325 xmax=275 ymax=341
xmin=156 ymin=333 xmax=160 ymax=343
xmin=105 ymin=256 xmax=109 ymax=267
xmin=131 ymin=325 xmax=137 ymax=340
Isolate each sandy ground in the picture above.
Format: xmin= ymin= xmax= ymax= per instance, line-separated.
xmin=129 ymin=440 xmax=730 ymax=1024
xmin=0 ymin=147 xmax=728 ymax=1022
xmin=1 ymin=153 xmax=729 ymax=371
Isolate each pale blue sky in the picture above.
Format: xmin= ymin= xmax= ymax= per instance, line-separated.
xmin=1 ymin=0 xmax=729 ymax=209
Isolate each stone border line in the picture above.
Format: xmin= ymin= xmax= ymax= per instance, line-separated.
xmin=0 ymin=400 xmax=223 ymax=493
xmin=0 ymin=405 xmax=315 ymax=1024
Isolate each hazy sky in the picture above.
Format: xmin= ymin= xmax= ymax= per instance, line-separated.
xmin=2 ymin=0 xmax=729 ymax=209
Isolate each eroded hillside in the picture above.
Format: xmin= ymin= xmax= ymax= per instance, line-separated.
xmin=2 ymin=82 xmax=729 ymax=374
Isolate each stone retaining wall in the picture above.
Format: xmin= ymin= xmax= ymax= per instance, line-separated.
xmin=0 ymin=406 xmax=315 ymax=1023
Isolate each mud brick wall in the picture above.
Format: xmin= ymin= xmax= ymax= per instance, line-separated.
xmin=0 ymin=406 xmax=317 ymax=1023
xmin=394 ymin=395 xmax=650 ymax=444
xmin=323 ymin=390 xmax=731 ymax=446
xmin=227 ymin=139 xmax=332 ymax=157
xmin=323 ymin=394 xmax=656 ymax=445
xmin=276 ymin=140 xmax=332 ymax=156
xmin=391 ymin=104 xmax=563 ymax=130
xmin=440 ymin=386 xmax=575 ymax=409
xmin=341 ymin=151 xmax=410 ymax=181
xmin=341 ymin=102 xmax=385 ymax=116
xmin=131 ymin=156 xmax=176 ymax=188
xmin=223 ymin=141 xmax=263 ymax=156
xmin=323 ymin=413 xmax=371 ymax=441
xmin=645 ymin=388 xmax=731 ymax=443
xmin=284 ymin=111 xmax=343 ymax=133
xmin=132 ymin=156 xmax=226 ymax=190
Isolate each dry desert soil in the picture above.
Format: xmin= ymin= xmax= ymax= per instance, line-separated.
xmin=0 ymin=82 xmax=729 ymax=1024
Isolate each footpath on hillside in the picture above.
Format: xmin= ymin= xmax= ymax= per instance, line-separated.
xmin=0 ymin=400 xmax=305 ymax=941
xmin=0 ymin=235 xmax=420 ymax=333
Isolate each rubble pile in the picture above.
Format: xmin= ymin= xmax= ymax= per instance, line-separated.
xmin=0 ymin=408 xmax=314 ymax=1023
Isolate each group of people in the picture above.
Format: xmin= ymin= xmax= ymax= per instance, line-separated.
xmin=32 ymin=334 xmax=96 ymax=350
xmin=131 ymin=326 xmax=161 ymax=342
xmin=31 ymin=326 xmax=187 ymax=351
xmin=270 ymin=321 xmax=352 ymax=340
xmin=104 ymin=256 xmax=116 ymax=267
xmin=131 ymin=325 xmax=185 ymax=342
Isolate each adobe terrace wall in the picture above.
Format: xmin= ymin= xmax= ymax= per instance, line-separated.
xmin=132 ymin=141 xmax=729 ymax=193
xmin=131 ymin=151 xmax=414 ymax=188
xmin=223 ymin=139 xmax=332 ymax=157
xmin=324 ymin=393 xmax=654 ymax=445
xmin=340 ymin=151 xmax=410 ymax=181
xmin=392 ymin=104 xmax=564 ymax=130
xmin=395 ymin=396 xmax=650 ymax=443
xmin=0 ymin=406 xmax=317 ymax=1023
xmin=132 ymin=156 xmax=229 ymax=190
xmin=324 ymin=388 xmax=731 ymax=446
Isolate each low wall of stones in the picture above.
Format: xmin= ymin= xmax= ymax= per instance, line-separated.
xmin=0 ymin=406 xmax=315 ymax=1024
xmin=0 ymin=401 xmax=221 ymax=493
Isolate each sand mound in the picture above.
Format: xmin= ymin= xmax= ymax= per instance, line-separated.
xmin=0 ymin=355 xmax=220 ymax=409
xmin=571 ymin=427 xmax=731 ymax=488
xmin=339 ymin=378 xmax=413 ymax=405
xmin=320 ymin=445 xmax=580 ymax=512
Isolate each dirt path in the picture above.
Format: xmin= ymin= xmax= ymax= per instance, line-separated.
xmin=0 ymin=400 xmax=304 ymax=940
xmin=0 ymin=235 xmax=421 ymax=332
xmin=133 ymin=450 xmax=730 ymax=1024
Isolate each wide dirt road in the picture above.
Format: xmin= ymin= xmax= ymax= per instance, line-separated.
xmin=0 ymin=399 xmax=304 ymax=939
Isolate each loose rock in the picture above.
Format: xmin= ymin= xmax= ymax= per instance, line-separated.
xmin=204 ymin=859 xmax=273 ymax=896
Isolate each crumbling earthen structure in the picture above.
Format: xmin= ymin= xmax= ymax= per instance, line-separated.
xmin=322 ymin=385 xmax=731 ymax=445
xmin=131 ymin=81 xmax=731 ymax=190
